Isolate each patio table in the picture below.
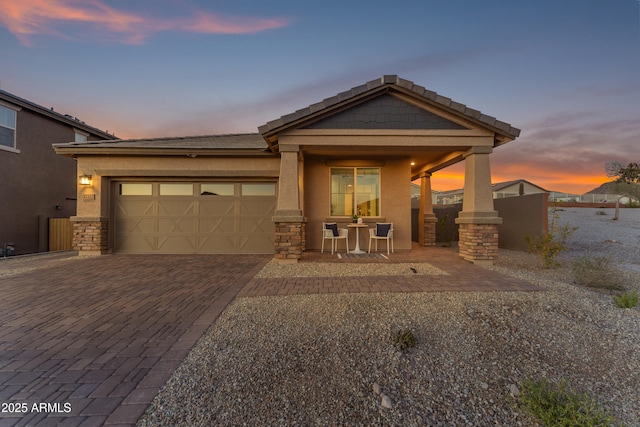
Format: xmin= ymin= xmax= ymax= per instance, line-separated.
xmin=347 ymin=223 xmax=368 ymax=254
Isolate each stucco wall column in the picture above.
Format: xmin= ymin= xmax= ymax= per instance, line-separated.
xmin=73 ymin=169 xmax=110 ymax=256
xmin=418 ymin=172 xmax=437 ymax=246
xmin=273 ymin=146 xmax=305 ymax=262
xmin=455 ymin=146 xmax=502 ymax=265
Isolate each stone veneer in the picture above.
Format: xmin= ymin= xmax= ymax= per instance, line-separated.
xmin=422 ymin=220 xmax=437 ymax=246
xmin=72 ymin=219 xmax=108 ymax=254
xmin=457 ymin=223 xmax=499 ymax=263
xmin=274 ymin=221 xmax=305 ymax=261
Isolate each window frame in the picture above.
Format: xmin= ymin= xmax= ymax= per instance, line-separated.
xmin=329 ymin=167 xmax=381 ymax=217
xmin=74 ymin=129 xmax=89 ymax=143
xmin=0 ymin=103 xmax=19 ymax=153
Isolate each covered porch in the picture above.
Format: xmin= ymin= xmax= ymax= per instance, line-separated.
xmin=261 ymin=75 xmax=520 ymax=265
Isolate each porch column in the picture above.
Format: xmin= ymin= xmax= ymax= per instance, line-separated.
xmin=455 ymin=146 xmax=502 ymax=265
xmin=418 ymin=172 xmax=437 ymax=246
xmin=273 ymin=145 xmax=305 ymax=262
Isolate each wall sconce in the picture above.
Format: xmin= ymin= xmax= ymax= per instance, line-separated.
xmin=79 ymin=174 xmax=93 ymax=186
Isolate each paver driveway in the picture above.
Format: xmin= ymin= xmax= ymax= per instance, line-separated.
xmin=0 ymin=253 xmax=270 ymax=427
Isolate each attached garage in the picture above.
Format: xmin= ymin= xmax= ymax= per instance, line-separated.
xmin=114 ymin=181 xmax=276 ymax=254
xmin=53 ymin=133 xmax=280 ymax=255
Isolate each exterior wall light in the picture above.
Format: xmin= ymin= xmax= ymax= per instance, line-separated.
xmin=79 ymin=174 xmax=93 ymax=186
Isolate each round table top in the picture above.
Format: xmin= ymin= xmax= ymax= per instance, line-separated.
xmin=347 ymin=223 xmax=369 ymax=227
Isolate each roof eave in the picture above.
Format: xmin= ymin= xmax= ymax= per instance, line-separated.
xmin=53 ymin=146 xmax=275 ymax=157
xmin=1 ymin=90 xmax=116 ymax=140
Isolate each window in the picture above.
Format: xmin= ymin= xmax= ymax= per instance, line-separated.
xmin=0 ymin=105 xmax=17 ymax=149
xmin=241 ymin=183 xmax=276 ymax=196
xmin=330 ymin=168 xmax=380 ymax=216
xmin=159 ymin=183 xmax=193 ymax=196
xmin=119 ymin=183 xmax=153 ymax=196
xmin=201 ymin=183 xmax=235 ymax=196
xmin=74 ymin=130 xmax=88 ymax=142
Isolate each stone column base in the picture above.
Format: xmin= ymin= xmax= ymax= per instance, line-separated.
xmin=421 ymin=218 xmax=437 ymax=246
xmin=72 ymin=217 xmax=108 ymax=255
xmin=274 ymin=220 xmax=305 ymax=262
xmin=457 ymin=223 xmax=499 ymax=265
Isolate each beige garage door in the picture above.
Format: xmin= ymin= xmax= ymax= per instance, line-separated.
xmin=114 ymin=182 xmax=276 ymax=254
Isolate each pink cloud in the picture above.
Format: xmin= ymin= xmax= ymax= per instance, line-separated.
xmin=0 ymin=0 xmax=290 ymax=46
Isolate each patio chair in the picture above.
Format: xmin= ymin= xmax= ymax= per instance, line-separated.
xmin=321 ymin=222 xmax=349 ymax=254
xmin=368 ymin=222 xmax=394 ymax=255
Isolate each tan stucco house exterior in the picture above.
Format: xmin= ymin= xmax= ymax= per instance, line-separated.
xmin=54 ymin=75 xmax=520 ymax=264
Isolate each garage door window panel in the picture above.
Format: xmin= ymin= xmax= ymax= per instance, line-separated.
xmin=120 ymin=183 xmax=153 ymax=196
xmin=201 ymin=183 xmax=235 ymax=196
xmin=241 ymin=183 xmax=276 ymax=196
xmin=160 ymin=183 xmax=193 ymax=196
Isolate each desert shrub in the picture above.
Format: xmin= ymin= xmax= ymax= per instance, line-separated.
xmin=526 ymin=208 xmax=577 ymax=268
xmin=613 ymin=291 xmax=638 ymax=308
xmin=392 ymin=329 xmax=417 ymax=351
xmin=571 ymin=254 xmax=624 ymax=290
xmin=519 ymin=378 xmax=618 ymax=427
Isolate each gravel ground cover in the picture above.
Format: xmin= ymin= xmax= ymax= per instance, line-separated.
xmin=255 ymin=262 xmax=448 ymax=278
xmin=138 ymin=209 xmax=640 ymax=427
xmin=556 ymin=207 xmax=640 ymax=272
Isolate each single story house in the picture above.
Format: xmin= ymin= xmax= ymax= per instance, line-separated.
xmin=492 ymin=179 xmax=548 ymax=199
xmin=54 ymin=75 xmax=520 ymax=264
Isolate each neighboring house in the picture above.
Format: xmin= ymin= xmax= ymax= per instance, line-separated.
xmin=411 ymin=182 xmax=437 ymax=204
xmin=0 ymin=90 xmax=116 ymax=255
xmin=492 ymin=179 xmax=548 ymax=198
xmin=548 ymin=191 xmax=580 ymax=202
xmin=435 ymin=179 xmax=547 ymax=204
xmin=54 ymin=75 xmax=520 ymax=264
xmin=436 ymin=188 xmax=465 ymax=205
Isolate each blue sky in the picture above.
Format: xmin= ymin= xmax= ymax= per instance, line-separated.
xmin=1 ymin=0 xmax=639 ymax=193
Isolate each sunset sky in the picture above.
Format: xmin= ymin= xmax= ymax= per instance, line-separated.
xmin=1 ymin=0 xmax=638 ymax=194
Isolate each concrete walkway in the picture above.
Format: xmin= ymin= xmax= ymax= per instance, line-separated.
xmin=0 ymin=247 xmax=540 ymax=426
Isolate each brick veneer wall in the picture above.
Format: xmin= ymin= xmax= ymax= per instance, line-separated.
xmin=274 ymin=221 xmax=305 ymax=260
xmin=73 ymin=220 xmax=108 ymax=253
xmin=458 ymin=223 xmax=499 ymax=262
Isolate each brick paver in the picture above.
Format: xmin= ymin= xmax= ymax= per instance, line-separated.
xmin=1 ymin=246 xmax=540 ymax=426
xmin=0 ymin=253 xmax=270 ymax=426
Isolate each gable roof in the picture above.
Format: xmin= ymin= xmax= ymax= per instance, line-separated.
xmin=0 ymin=89 xmax=116 ymax=140
xmin=259 ymin=75 xmax=520 ymax=151
xmin=492 ymin=179 xmax=548 ymax=193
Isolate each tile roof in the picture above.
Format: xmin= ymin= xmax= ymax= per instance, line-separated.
xmin=258 ymin=75 xmax=521 ymax=139
xmin=53 ymin=133 xmax=271 ymax=156
xmin=55 ymin=133 xmax=267 ymax=149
